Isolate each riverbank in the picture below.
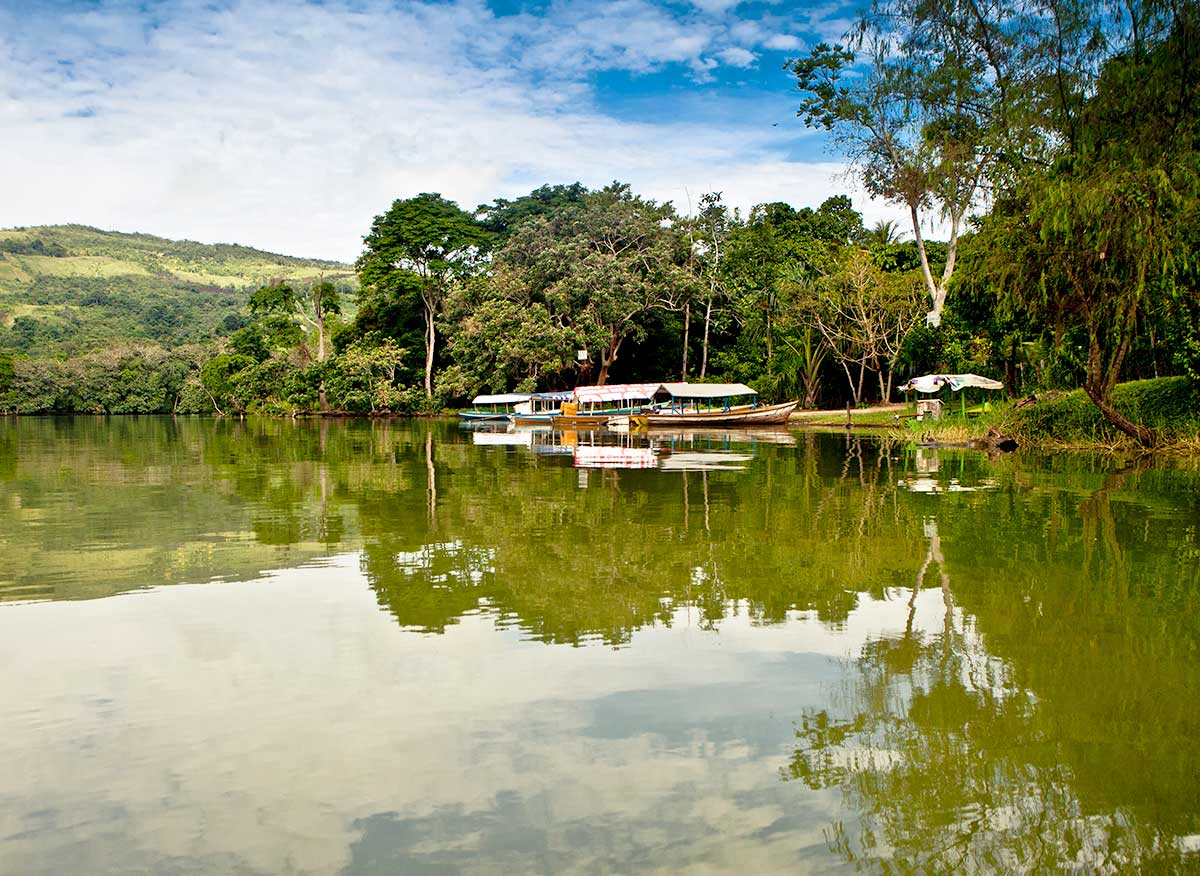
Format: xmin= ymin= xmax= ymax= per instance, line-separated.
xmin=785 ymin=377 xmax=1200 ymax=454
xmin=894 ymin=377 xmax=1200 ymax=454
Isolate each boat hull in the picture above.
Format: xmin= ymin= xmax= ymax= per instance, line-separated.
xmin=511 ymin=414 xmax=556 ymax=425
xmin=630 ymin=400 xmax=799 ymax=428
xmin=459 ymin=410 xmax=514 ymax=421
xmin=549 ymin=414 xmax=623 ymax=429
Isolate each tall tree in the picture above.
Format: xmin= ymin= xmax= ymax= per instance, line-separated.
xmin=496 ymin=183 xmax=686 ymax=386
xmin=691 ymin=192 xmax=734 ymax=379
xmin=975 ymin=5 xmax=1200 ymax=445
xmin=803 ymin=248 xmax=925 ymax=405
xmin=248 ymin=278 xmax=342 ymax=363
xmin=790 ymin=18 xmax=990 ymax=327
xmin=357 ymin=193 xmax=488 ymax=399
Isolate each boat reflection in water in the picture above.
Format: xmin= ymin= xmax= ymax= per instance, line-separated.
xmin=468 ymin=421 xmax=796 ymax=471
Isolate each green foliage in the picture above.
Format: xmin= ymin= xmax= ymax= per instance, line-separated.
xmin=483 ymin=183 xmax=688 ymax=387
xmin=476 ymin=183 xmax=588 ymax=241
xmin=228 ymin=325 xmax=271 ymax=362
xmin=200 ymin=353 xmax=256 ymax=413
xmin=357 ymin=193 xmax=489 ymax=397
xmin=1013 ymin=378 xmax=1200 ymax=444
xmin=0 ymin=237 xmax=68 ymax=257
xmin=970 ymin=6 xmax=1200 ymax=443
xmin=6 ymin=345 xmax=200 ymax=414
xmin=0 ymin=350 xmax=14 ymax=412
xmin=0 ymin=225 xmax=353 ymax=359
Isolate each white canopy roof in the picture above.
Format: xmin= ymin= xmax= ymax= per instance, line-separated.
xmin=470 ymin=393 xmax=531 ymax=405
xmin=658 ymin=382 xmax=757 ymax=399
xmin=573 ymin=383 xmax=662 ymax=403
xmin=899 ymin=374 xmax=1004 ymax=393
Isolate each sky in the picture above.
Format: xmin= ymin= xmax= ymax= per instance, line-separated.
xmin=0 ymin=0 xmax=907 ymax=262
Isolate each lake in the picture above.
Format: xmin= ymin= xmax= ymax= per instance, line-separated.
xmin=1 ymin=416 xmax=1198 ymax=875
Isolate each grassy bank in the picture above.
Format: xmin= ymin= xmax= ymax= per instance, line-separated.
xmin=911 ymin=377 xmax=1200 ymax=453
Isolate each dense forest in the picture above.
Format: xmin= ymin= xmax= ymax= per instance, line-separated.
xmin=1 ymin=0 xmax=1197 ymax=446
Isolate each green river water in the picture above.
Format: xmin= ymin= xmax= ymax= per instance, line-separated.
xmin=1 ymin=416 xmax=1198 ymax=875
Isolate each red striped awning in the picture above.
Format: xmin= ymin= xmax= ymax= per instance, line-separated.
xmin=573 ymin=383 xmax=662 ymax=404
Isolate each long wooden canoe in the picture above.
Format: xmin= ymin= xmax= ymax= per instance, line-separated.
xmin=627 ymin=400 xmax=799 ymax=428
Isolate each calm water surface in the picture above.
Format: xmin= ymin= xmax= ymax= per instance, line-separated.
xmin=1 ymin=417 xmax=1199 ymax=875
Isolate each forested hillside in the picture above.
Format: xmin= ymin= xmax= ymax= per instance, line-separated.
xmin=0 ymin=225 xmax=353 ymax=356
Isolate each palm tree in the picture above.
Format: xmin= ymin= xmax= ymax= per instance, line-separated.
xmin=865 ymin=219 xmax=904 ymax=247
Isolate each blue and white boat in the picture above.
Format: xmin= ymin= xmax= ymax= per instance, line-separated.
xmin=459 ymin=393 xmax=532 ymax=421
xmin=511 ymin=391 xmax=574 ymax=424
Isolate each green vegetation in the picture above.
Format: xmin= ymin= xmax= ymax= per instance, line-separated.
xmin=0 ymin=225 xmax=354 ymax=414
xmin=791 ymin=0 xmax=1200 ymax=446
xmin=0 ymin=225 xmax=352 ymax=356
xmin=916 ymin=377 xmax=1200 ymax=452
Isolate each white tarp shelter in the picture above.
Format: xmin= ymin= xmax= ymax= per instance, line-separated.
xmin=899 ymin=374 xmax=1004 ymax=393
xmin=657 ymin=383 xmax=757 ymax=399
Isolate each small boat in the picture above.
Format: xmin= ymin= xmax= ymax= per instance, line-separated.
xmin=550 ymin=383 xmax=662 ymax=429
xmin=511 ymin=391 xmax=574 ymax=425
xmin=628 ymin=383 xmax=798 ymax=428
xmin=459 ymin=393 xmax=531 ymax=421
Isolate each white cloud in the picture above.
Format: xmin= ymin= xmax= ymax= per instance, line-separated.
xmin=0 ymin=0 xmax=910 ymax=262
xmin=715 ymin=46 xmax=758 ymax=67
xmin=763 ymin=33 xmax=803 ymax=51
xmin=689 ymin=0 xmax=745 ymax=12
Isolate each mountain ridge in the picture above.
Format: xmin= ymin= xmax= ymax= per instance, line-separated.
xmin=0 ymin=224 xmax=356 ymax=357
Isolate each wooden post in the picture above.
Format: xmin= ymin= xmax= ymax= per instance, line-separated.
xmin=845 ymin=402 xmax=852 ymax=429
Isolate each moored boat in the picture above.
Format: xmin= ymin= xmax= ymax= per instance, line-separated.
xmin=511 ymin=391 xmax=574 ymax=425
xmin=627 ymin=383 xmax=798 ymax=428
xmin=459 ymin=393 xmax=531 ymax=421
xmin=550 ymin=383 xmax=662 ymax=428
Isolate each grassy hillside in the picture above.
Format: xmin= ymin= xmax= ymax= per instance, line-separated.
xmin=0 ymin=225 xmax=355 ymax=356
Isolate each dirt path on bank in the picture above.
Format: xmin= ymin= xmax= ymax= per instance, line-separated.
xmin=789 ymin=403 xmax=908 ymax=426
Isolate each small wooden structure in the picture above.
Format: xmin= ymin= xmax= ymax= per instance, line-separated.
xmin=916 ymin=398 xmax=944 ymax=421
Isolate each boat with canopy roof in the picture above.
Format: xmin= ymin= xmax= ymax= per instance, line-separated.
xmin=620 ymin=383 xmax=798 ymax=428
xmin=458 ymin=393 xmax=532 ymax=421
xmin=550 ymin=383 xmax=663 ymax=428
xmin=511 ymin=391 xmax=574 ymax=425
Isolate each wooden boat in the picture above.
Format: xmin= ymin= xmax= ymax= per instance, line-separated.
xmin=629 ymin=399 xmax=798 ymax=427
xmin=623 ymin=383 xmax=798 ymax=428
xmin=511 ymin=391 xmax=573 ymax=425
xmin=459 ymin=393 xmax=531 ymax=421
xmin=548 ymin=383 xmax=662 ymax=429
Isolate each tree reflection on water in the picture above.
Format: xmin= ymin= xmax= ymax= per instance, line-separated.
xmin=786 ymin=461 xmax=1200 ymax=875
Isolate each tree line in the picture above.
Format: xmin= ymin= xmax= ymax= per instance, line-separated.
xmin=2 ymin=0 xmax=1196 ymax=445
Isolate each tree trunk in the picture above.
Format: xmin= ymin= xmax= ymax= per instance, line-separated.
xmin=700 ymin=299 xmax=713 ymax=379
xmin=1083 ymin=381 xmax=1156 ymax=446
xmin=1083 ymin=305 xmax=1155 ymax=446
xmin=423 ymin=305 xmax=435 ymax=400
xmin=909 ymin=203 xmax=944 ymax=327
xmin=838 ymin=360 xmax=857 ymax=407
xmin=596 ymin=331 xmax=621 ymax=386
xmin=681 ymin=301 xmax=690 ymax=379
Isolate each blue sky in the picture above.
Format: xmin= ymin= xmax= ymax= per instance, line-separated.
xmin=0 ymin=0 xmax=901 ymax=261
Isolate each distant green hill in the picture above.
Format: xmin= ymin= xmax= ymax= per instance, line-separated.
xmin=0 ymin=224 xmax=355 ymax=356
